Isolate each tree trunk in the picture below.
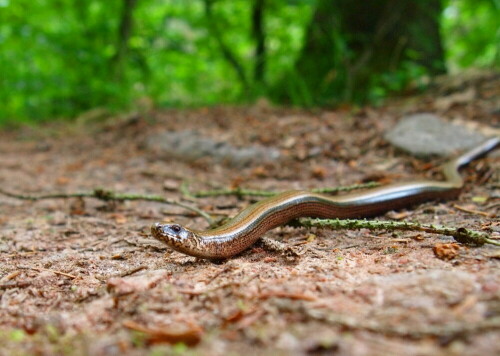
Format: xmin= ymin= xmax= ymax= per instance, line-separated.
xmin=112 ymin=0 xmax=138 ymax=80
xmin=289 ymin=0 xmax=445 ymax=105
xmin=252 ymin=0 xmax=266 ymax=84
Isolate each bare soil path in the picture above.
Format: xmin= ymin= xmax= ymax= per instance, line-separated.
xmin=1 ymin=74 xmax=499 ymax=355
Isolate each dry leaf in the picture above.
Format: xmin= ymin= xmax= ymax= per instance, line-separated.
xmin=123 ymin=320 xmax=202 ymax=346
xmin=311 ymin=166 xmax=327 ymax=180
xmin=110 ymin=213 xmax=128 ymax=224
xmin=56 ymin=176 xmax=70 ymax=185
xmin=163 ymin=179 xmax=180 ymax=191
xmin=387 ymin=211 xmax=411 ymax=220
xmin=251 ymin=166 xmax=268 ymax=178
xmin=70 ymin=197 xmax=86 ymax=215
xmin=471 ymin=196 xmax=488 ymax=204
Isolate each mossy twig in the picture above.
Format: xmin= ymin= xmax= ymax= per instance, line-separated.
xmin=296 ymin=218 xmax=499 ymax=246
xmin=0 ymin=188 xmax=213 ymax=224
xmin=185 ymin=182 xmax=381 ymax=198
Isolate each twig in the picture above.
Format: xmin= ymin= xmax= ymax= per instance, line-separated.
xmin=312 ymin=183 xmax=381 ymax=193
xmin=120 ymin=265 xmax=148 ymax=277
xmin=257 ymin=291 xmax=317 ymax=301
xmin=1 ymin=270 xmax=22 ymax=282
xmin=205 ymin=264 xmax=236 ymax=285
xmin=453 ymin=204 xmax=494 ymax=217
xmin=185 ymin=182 xmax=381 ymax=198
xmin=177 ymin=274 xmax=259 ymax=296
xmin=0 ymin=188 xmax=213 ymax=224
xmin=177 ymin=282 xmax=236 ymax=296
xmin=0 ymin=281 xmax=31 ymax=290
xmin=296 ymin=218 xmax=500 ymax=247
xmin=18 ymin=266 xmax=77 ymax=279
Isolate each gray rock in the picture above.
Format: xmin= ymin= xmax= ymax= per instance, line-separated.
xmin=145 ymin=130 xmax=280 ymax=167
xmin=385 ymin=113 xmax=487 ymax=158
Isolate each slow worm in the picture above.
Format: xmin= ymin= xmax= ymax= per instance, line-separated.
xmin=152 ymin=137 xmax=499 ymax=259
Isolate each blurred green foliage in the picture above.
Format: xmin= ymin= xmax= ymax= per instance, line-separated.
xmin=442 ymin=0 xmax=499 ymax=70
xmin=0 ymin=0 xmax=497 ymax=124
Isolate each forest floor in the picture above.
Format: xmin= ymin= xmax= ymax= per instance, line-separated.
xmin=1 ymin=72 xmax=499 ymax=356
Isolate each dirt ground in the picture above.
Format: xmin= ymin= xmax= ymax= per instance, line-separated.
xmin=1 ymin=74 xmax=499 ymax=355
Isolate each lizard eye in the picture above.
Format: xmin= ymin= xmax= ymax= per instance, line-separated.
xmin=170 ymin=224 xmax=182 ymax=233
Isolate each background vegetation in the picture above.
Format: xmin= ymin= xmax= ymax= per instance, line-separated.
xmin=0 ymin=0 xmax=498 ymax=124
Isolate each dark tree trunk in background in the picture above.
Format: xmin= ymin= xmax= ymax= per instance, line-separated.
xmin=204 ymin=0 xmax=249 ymax=91
xmin=112 ymin=0 xmax=138 ymax=80
xmin=252 ymin=0 xmax=266 ymax=84
xmin=290 ymin=0 xmax=445 ymax=105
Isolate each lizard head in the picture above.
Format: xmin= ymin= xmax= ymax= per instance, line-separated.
xmin=151 ymin=222 xmax=201 ymax=256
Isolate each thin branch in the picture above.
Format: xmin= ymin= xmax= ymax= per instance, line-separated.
xmin=312 ymin=183 xmax=381 ymax=194
xmin=17 ymin=266 xmax=77 ymax=279
xmin=183 ymin=182 xmax=381 ymax=198
xmin=295 ymin=218 xmax=500 ymax=247
xmin=111 ymin=0 xmax=138 ymax=80
xmin=0 ymin=188 xmax=213 ymax=224
xmin=252 ymin=0 xmax=266 ymax=84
